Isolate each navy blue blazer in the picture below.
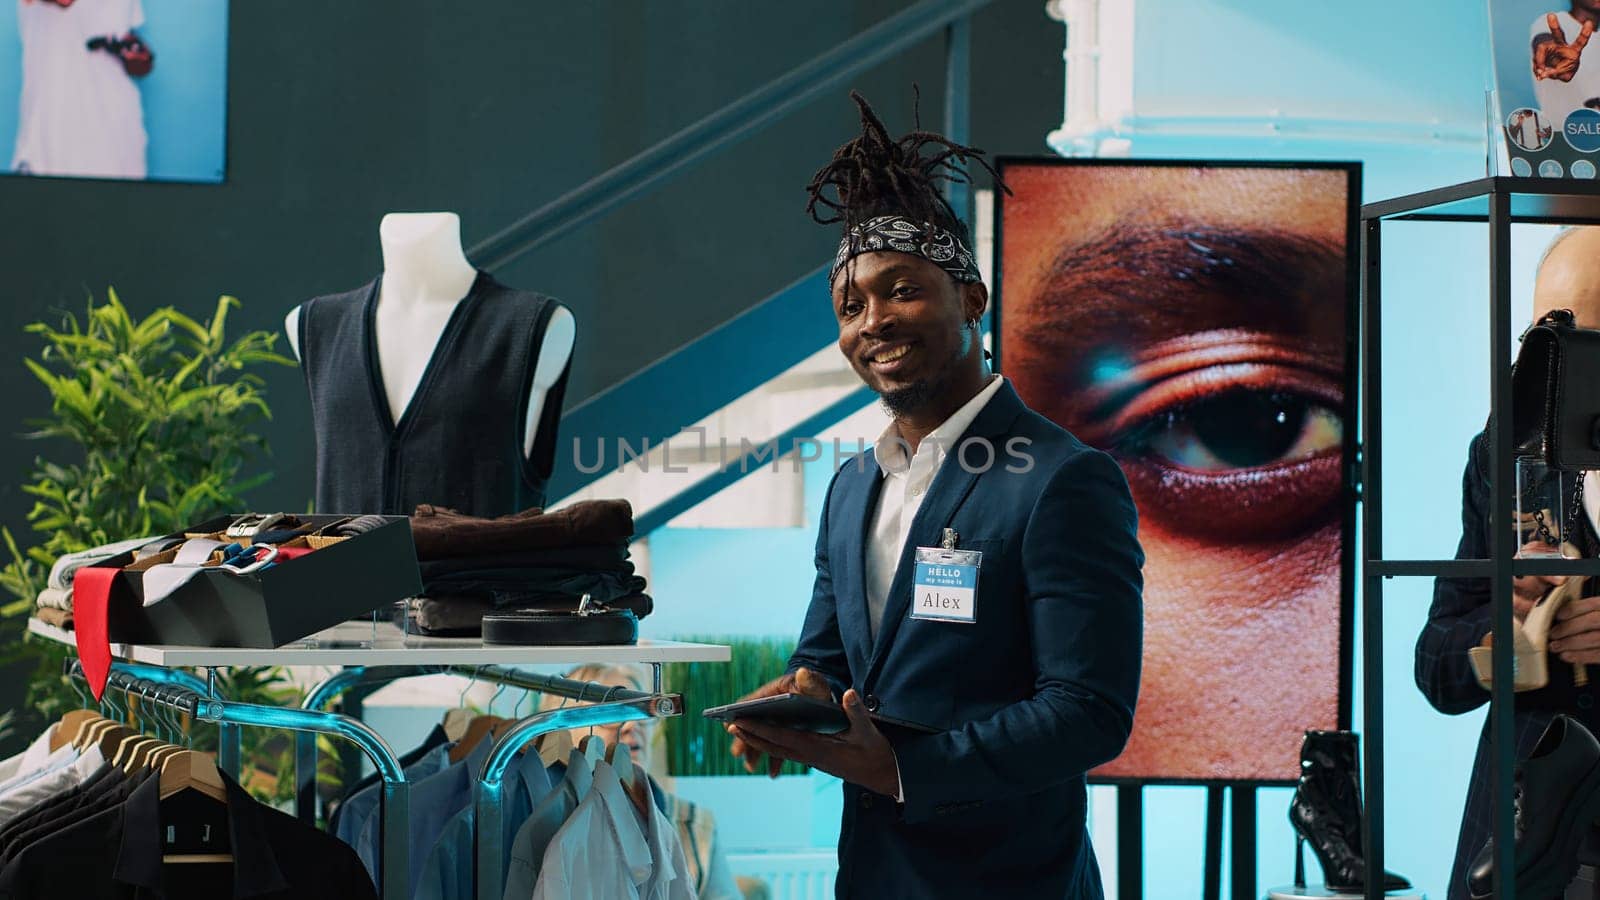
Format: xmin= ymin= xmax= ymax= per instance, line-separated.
xmin=789 ymin=380 xmax=1145 ymax=899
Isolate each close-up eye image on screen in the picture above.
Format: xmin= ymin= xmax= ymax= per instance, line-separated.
xmin=995 ymin=159 xmax=1358 ymax=784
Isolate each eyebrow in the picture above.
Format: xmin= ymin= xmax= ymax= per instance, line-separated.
xmin=1021 ymin=223 xmax=1346 ymax=350
xmin=834 ymin=262 xmax=926 ymax=297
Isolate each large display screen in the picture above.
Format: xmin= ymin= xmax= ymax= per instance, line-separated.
xmin=994 ymin=159 xmax=1358 ymax=783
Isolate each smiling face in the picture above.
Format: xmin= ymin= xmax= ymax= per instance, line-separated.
xmin=999 ymin=164 xmax=1352 ymax=781
xmin=832 ymin=250 xmax=988 ymax=418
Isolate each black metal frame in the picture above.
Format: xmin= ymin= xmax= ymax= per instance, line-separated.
xmin=1361 ymin=177 xmax=1600 ymax=900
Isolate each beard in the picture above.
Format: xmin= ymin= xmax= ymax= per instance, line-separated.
xmin=879 ymin=379 xmax=938 ymax=417
xmin=876 ymin=334 xmax=969 ymax=417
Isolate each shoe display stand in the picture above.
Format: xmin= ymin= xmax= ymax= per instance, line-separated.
xmin=1361 ymin=178 xmax=1600 ymax=900
xmin=28 ymin=616 xmax=730 ymax=900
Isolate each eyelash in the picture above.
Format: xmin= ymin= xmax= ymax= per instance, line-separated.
xmin=1104 ymin=363 xmax=1345 ymax=540
xmin=837 ymin=284 xmax=919 ymax=317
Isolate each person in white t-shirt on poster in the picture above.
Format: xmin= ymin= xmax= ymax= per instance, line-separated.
xmin=1531 ymin=3 xmax=1600 ymax=125
xmin=11 ymin=0 xmax=154 ymax=179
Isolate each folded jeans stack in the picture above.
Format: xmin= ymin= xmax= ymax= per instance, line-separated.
xmin=32 ymin=536 xmax=154 ymax=629
xmin=406 ymin=500 xmax=652 ymax=637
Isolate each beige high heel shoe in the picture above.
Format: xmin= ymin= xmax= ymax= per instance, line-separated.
xmin=1469 ymin=544 xmax=1591 ymax=691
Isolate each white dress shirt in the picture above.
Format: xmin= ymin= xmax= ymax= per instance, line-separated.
xmin=0 ymin=743 xmax=104 ymax=826
xmin=0 ymin=725 xmax=59 ymax=785
xmin=531 ymin=761 xmax=692 ymax=900
xmin=864 ymin=374 xmax=1006 ymax=638
xmin=503 ymin=750 xmax=592 ymax=900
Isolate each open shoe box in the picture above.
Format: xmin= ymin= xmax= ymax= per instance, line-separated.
xmin=90 ymin=514 xmax=421 ymax=647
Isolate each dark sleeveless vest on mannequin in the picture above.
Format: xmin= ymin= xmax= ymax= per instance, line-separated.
xmin=298 ymin=270 xmax=572 ymax=517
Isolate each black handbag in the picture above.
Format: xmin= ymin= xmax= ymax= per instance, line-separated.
xmin=1513 ymin=308 xmax=1600 ymax=470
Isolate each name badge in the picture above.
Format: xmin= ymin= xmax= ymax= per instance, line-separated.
xmin=911 ymin=536 xmax=980 ymax=624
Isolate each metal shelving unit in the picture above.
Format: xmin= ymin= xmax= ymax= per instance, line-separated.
xmin=27 ymin=617 xmax=727 ymax=667
xmin=1361 ymin=177 xmax=1600 ymax=900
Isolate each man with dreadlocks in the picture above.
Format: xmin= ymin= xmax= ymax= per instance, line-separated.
xmin=724 ymin=92 xmax=1145 ymax=898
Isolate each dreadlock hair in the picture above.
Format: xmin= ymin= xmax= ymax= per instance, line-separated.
xmin=805 ymin=88 xmax=1010 ymax=258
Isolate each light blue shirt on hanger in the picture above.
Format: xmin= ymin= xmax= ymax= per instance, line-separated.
xmin=334 ymin=742 xmax=452 ymax=851
xmin=501 ymin=751 xmax=593 ymax=900
xmin=356 ymin=735 xmax=494 ymax=891
xmin=413 ymin=737 xmax=553 ymax=900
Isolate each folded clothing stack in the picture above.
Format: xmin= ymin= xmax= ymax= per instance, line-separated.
xmin=406 ymin=500 xmax=652 ymax=637
xmin=32 ymin=536 xmax=155 ymax=629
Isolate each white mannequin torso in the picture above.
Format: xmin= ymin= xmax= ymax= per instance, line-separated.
xmin=286 ymin=212 xmax=575 ymax=457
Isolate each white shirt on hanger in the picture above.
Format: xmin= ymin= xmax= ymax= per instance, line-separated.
xmin=0 ymin=726 xmax=76 ymax=801
xmin=0 ymin=744 xmax=104 ymax=827
xmin=530 ymin=761 xmax=691 ymax=900
xmin=0 ymin=724 xmax=59 ymax=785
xmin=503 ymin=749 xmax=593 ymax=900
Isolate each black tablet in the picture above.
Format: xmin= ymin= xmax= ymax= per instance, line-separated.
xmin=702 ymin=693 xmax=849 ymax=734
xmin=703 ymin=694 xmax=942 ymax=735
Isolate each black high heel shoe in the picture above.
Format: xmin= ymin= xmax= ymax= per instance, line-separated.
xmin=1288 ymin=730 xmax=1412 ymax=892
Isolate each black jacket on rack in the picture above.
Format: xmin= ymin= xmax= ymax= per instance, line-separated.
xmin=0 ymin=768 xmax=376 ymax=900
xmin=1415 ymin=430 xmax=1600 ymax=900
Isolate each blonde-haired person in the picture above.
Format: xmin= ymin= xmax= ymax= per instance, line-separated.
xmin=539 ymin=664 xmax=747 ymax=900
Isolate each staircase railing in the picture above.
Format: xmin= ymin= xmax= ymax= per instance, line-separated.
xmin=467 ymin=0 xmax=987 ymax=269
xmin=464 ymin=0 xmax=989 ymax=510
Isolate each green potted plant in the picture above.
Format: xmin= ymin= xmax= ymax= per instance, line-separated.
xmin=0 ymin=289 xmax=308 ymax=801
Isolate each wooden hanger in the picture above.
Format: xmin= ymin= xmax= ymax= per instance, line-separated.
xmin=76 ymin=716 xmax=120 ymax=750
xmin=145 ymin=743 xmax=184 ymax=771
xmin=448 ymin=715 xmax=506 ymax=764
xmin=128 ymin=736 xmax=172 ymax=773
xmin=165 ymin=854 xmax=235 ymax=864
xmin=111 ymin=732 xmax=152 ymax=770
xmin=489 ymin=717 xmax=514 ymax=743
xmin=534 ymin=728 xmax=575 ymax=767
xmin=159 ymin=750 xmax=228 ymax=804
xmin=158 ymin=750 xmax=231 ymax=865
xmin=441 ymin=707 xmax=472 ymax=743
xmin=578 ymin=734 xmax=606 ymax=767
xmin=94 ymin=724 xmax=140 ymax=764
xmin=51 ymin=710 xmax=103 ymax=752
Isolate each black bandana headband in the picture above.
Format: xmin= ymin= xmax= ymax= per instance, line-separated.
xmin=831 ymin=214 xmax=982 ymax=285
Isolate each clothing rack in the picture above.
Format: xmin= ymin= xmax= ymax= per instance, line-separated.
xmin=100 ymin=661 xmax=245 ymax=780
xmin=31 ymin=618 xmax=725 ymax=900
xmin=69 ymin=658 xmax=415 ymax=900
xmin=292 ymin=661 xmax=665 ymax=823
xmin=293 ymin=663 xmax=681 ymax=900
